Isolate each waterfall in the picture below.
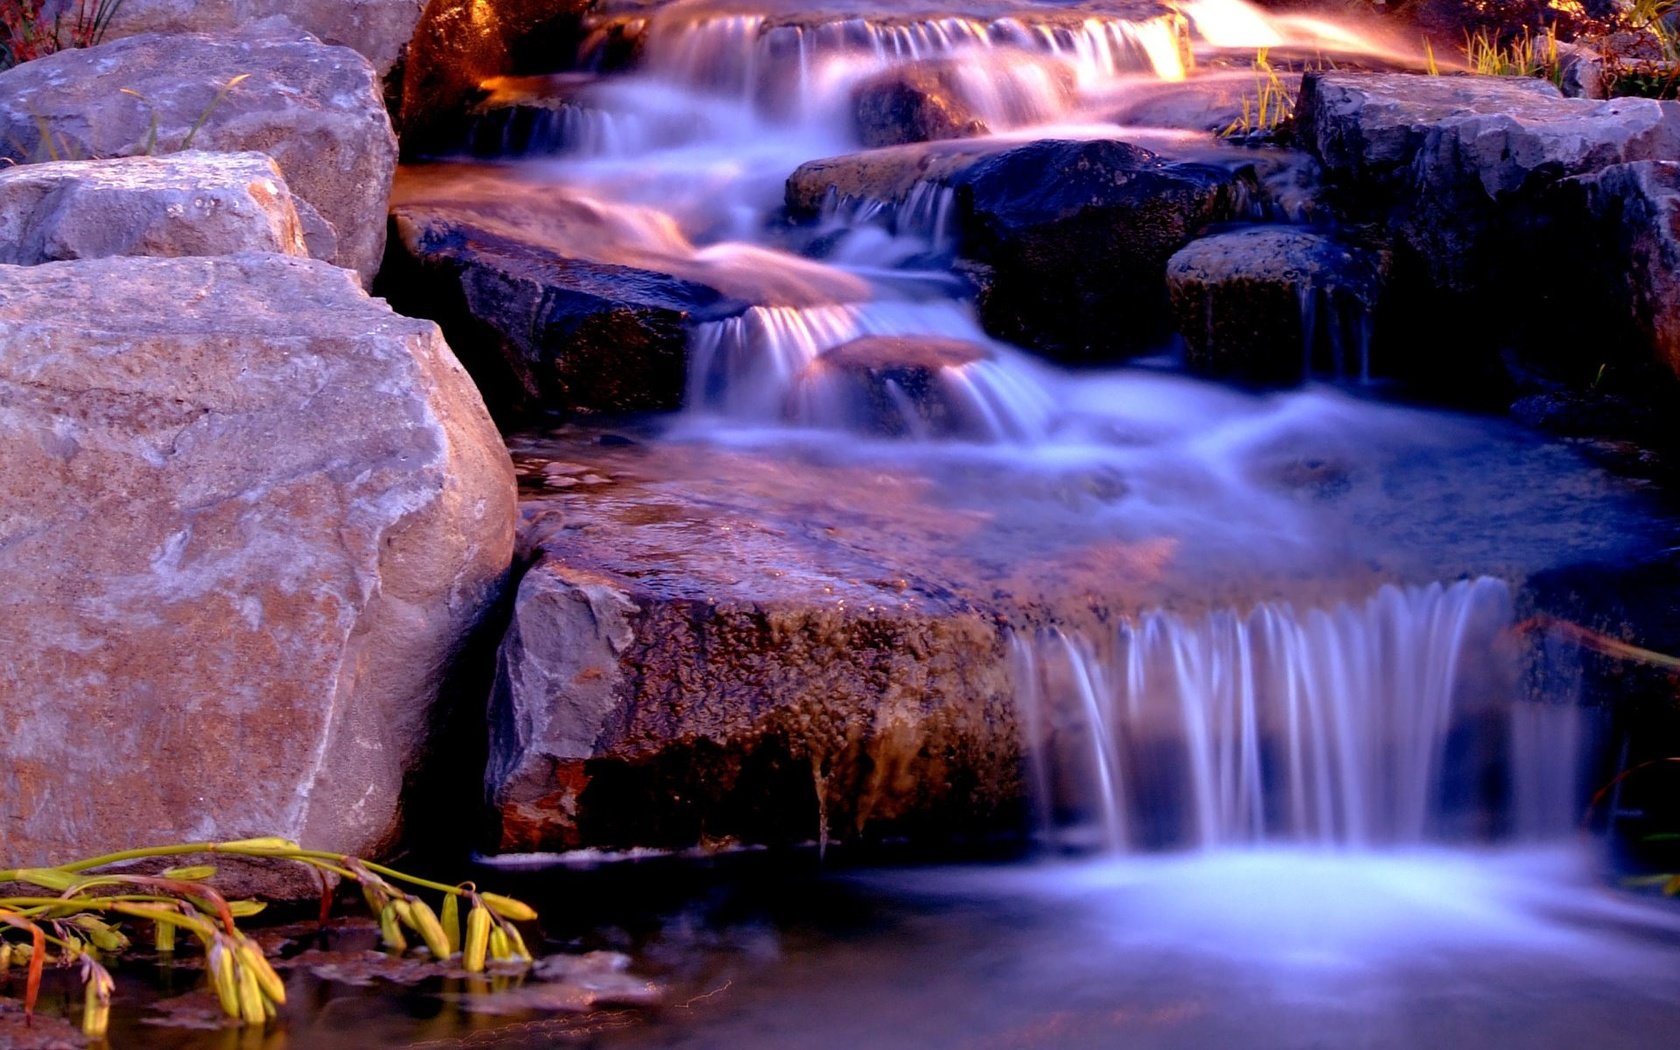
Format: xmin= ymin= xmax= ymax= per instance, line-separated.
xmin=1011 ymin=578 xmax=1578 ymax=851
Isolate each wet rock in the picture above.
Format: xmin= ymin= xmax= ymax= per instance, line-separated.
xmin=1548 ymin=161 xmax=1680 ymax=382
xmin=384 ymin=202 xmax=745 ymax=422
xmin=1296 ymin=72 xmax=1680 ymax=295
xmin=0 ymin=254 xmax=515 ymax=891
xmin=0 ymin=151 xmax=309 ymax=265
xmin=1110 ymin=70 xmax=1303 ymax=133
xmin=0 ymin=29 xmax=397 ymax=284
xmin=788 ymin=138 xmax=1249 ymax=361
xmin=41 ymin=0 xmax=425 ymax=78
xmin=788 ymin=335 xmax=995 ymax=437
xmin=402 ymin=0 xmax=595 ymax=154
xmin=954 ymin=139 xmax=1250 ymax=361
xmin=853 ymin=61 xmax=992 ymax=147
xmin=1166 ymin=225 xmax=1389 ymax=384
xmin=851 ymin=56 xmax=1074 ymax=148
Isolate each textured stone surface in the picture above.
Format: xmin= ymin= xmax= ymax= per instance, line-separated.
xmin=0 ymin=30 xmax=398 ymax=284
xmin=42 ymin=0 xmax=425 ymax=77
xmin=853 ymin=61 xmax=992 ymax=148
xmin=0 ymin=254 xmax=515 ymax=878
xmin=1551 ymin=160 xmax=1680 ymax=381
xmin=1297 ymin=72 xmax=1680 ymax=293
xmin=1167 ymin=225 xmax=1389 ymax=384
xmin=788 ymin=335 xmax=997 ymax=437
xmin=0 ymin=151 xmax=309 ymax=265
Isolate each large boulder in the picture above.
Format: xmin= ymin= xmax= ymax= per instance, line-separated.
xmin=41 ymin=0 xmax=425 ymax=79
xmin=1296 ymin=72 xmax=1680 ymax=295
xmin=1549 ymin=160 xmax=1680 ymax=382
xmin=851 ymin=56 xmax=1074 ymax=148
xmin=0 ymin=254 xmax=515 ymax=875
xmin=0 ymin=29 xmax=398 ymax=284
xmin=1166 ymin=225 xmax=1390 ymax=384
xmin=0 ymin=151 xmax=310 ymax=265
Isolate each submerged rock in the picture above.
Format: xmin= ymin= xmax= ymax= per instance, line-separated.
xmin=0 ymin=152 xmax=310 ymax=265
xmin=787 ymin=335 xmax=998 ymax=438
xmin=850 ymin=56 xmax=1075 ymax=148
xmin=1166 ymin=225 xmax=1389 ymax=384
xmin=0 ymin=28 xmax=398 ymax=284
xmin=0 ymin=254 xmax=515 ymax=886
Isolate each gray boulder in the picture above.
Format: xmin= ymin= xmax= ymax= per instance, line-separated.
xmin=0 ymin=29 xmax=398 ymax=284
xmin=0 ymin=151 xmax=310 ymax=264
xmin=0 ymin=254 xmax=515 ymax=881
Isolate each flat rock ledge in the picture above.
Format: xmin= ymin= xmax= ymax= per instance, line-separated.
xmin=0 ymin=254 xmax=515 ymax=888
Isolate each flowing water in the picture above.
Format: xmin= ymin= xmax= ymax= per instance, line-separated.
xmin=99 ymin=0 xmax=1680 ymax=1045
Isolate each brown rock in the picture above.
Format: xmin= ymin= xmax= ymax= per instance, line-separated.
xmin=0 ymin=254 xmax=515 ymax=886
xmin=0 ymin=29 xmax=399 ymax=284
xmin=0 ymin=151 xmax=309 ymax=264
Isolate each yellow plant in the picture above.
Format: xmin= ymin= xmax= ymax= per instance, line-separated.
xmin=0 ymin=837 xmax=540 ymax=1038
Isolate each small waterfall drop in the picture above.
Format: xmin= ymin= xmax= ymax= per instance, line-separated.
xmin=1012 ymin=578 xmax=1579 ymax=851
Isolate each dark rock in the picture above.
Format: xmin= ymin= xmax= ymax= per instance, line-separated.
xmin=1166 ymin=225 xmax=1389 ymax=384
xmin=384 ymin=204 xmax=743 ymax=423
xmin=953 ymin=139 xmax=1250 ymax=361
xmin=1548 ymin=161 xmax=1680 ymax=383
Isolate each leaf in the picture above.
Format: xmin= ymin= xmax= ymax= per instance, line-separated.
xmin=160 ymin=865 xmax=216 ymax=882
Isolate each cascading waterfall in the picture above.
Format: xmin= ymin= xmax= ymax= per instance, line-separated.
xmin=1012 ymin=578 xmax=1579 ymax=852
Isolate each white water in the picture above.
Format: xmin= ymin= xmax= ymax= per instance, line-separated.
xmin=1012 ymin=578 xmax=1581 ymax=852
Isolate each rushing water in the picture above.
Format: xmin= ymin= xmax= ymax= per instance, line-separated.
xmin=218 ymin=0 xmax=1680 ymax=1046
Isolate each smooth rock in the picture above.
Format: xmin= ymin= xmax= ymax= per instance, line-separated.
xmin=851 ymin=56 xmax=1074 ymax=148
xmin=788 ymin=138 xmax=1249 ymax=360
xmin=0 ymin=151 xmax=309 ymax=264
xmin=0 ymin=254 xmax=515 ymax=885
xmin=0 ymin=30 xmax=398 ymax=284
xmin=1167 ymin=225 xmax=1389 ymax=384
xmin=40 ymin=0 xmax=425 ymax=78
xmin=955 ymin=139 xmax=1250 ymax=361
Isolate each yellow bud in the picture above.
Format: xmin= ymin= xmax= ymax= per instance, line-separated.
xmin=208 ymin=940 xmax=241 ymax=1019
xmin=0 ymin=942 xmax=12 ymax=973
xmin=441 ymin=892 xmax=462 ymax=955
xmin=227 ymin=900 xmax=267 ymax=919
xmin=217 ymin=837 xmax=299 ymax=853
xmin=478 ymin=893 xmax=539 ymax=923
xmin=378 ymin=903 xmax=407 ymax=953
xmin=407 ymin=898 xmax=451 ymax=960
xmin=160 ymin=865 xmax=217 ymax=881
xmin=503 ymin=923 xmax=532 ymax=962
xmin=16 ymin=867 xmax=79 ymax=891
xmin=236 ymin=953 xmax=267 ymax=1024
xmin=463 ymin=906 xmax=491 ymax=974
xmin=488 ymin=925 xmax=510 ymax=962
xmin=155 ymin=919 xmax=177 ymax=954
xmin=81 ymin=965 xmax=113 ymax=1039
xmin=71 ymin=916 xmax=128 ymax=954
xmin=237 ymin=939 xmax=286 ymax=1006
